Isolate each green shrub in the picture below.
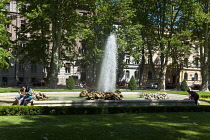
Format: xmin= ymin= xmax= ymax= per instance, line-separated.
xmin=128 ymin=76 xmax=137 ymax=91
xmin=66 ymin=76 xmax=75 ymax=90
xmin=180 ymin=79 xmax=188 ymax=91
xmin=1 ymin=106 xmax=210 ymax=116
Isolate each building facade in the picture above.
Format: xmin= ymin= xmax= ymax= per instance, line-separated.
xmin=118 ymin=44 xmax=201 ymax=89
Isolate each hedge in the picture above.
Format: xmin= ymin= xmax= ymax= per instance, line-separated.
xmin=1 ymin=105 xmax=210 ymax=116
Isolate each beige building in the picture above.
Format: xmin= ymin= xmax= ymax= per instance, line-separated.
xmin=118 ymin=44 xmax=201 ymax=89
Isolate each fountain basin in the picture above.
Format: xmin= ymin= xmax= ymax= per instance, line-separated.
xmin=32 ymin=99 xmax=195 ymax=107
xmin=0 ymin=92 xmax=194 ymax=106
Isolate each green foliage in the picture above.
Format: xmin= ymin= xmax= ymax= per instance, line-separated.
xmin=0 ymin=106 xmax=210 ymax=116
xmin=180 ymin=79 xmax=188 ymax=91
xmin=10 ymin=0 xmax=210 ymax=90
xmin=16 ymin=0 xmax=87 ymax=88
xmin=131 ymin=0 xmax=196 ymax=90
xmin=128 ymin=76 xmax=137 ymax=90
xmin=0 ymin=48 xmax=13 ymax=69
xmin=117 ymin=24 xmax=143 ymax=62
xmin=0 ymin=0 xmax=13 ymax=69
xmin=66 ymin=76 xmax=75 ymax=90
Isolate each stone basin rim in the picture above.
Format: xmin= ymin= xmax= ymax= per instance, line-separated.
xmin=0 ymin=92 xmax=192 ymax=106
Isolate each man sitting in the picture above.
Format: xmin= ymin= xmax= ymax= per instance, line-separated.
xmin=187 ymin=87 xmax=200 ymax=105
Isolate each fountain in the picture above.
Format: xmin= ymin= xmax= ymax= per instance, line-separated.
xmin=97 ymin=33 xmax=118 ymax=92
xmin=79 ymin=33 xmax=124 ymax=100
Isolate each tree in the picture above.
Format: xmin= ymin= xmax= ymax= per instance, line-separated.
xmin=16 ymin=0 xmax=138 ymax=89
xmin=128 ymin=76 xmax=137 ymax=91
xmin=0 ymin=0 xmax=13 ymax=69
xmin=80 ymin=0 xmax=142 ymax=87
xmin=66 ymin=76 xmax=75 ymax=90
xmin=0 ymin=48 xmax=13 ymax=69
xmin=16 ymin=0 xmax=86 ymax=88
xmin=131 ymin=0 xmax=195 ymax=90
xmin=180 ymin=79 xmax=188 ymax=91
xmin=191 ymin=0 xmax=210 ymax=91
xmin=78 ymin=0 xmax=117 ymax=86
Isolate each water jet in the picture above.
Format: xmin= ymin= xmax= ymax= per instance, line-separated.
xmin=97 ymin=33 xmax=118 ymax=92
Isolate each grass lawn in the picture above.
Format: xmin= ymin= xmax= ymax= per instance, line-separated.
xmin=0 ymin=112 xmax=210 ymax=140
xmin=0 ymin=88 xmax=82 ymax=93
xmin=0 ymin=88 xmax=210 ymax=139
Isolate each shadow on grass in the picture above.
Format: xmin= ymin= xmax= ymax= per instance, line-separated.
xmin=0 ymin=112 xmax=210 ymax=140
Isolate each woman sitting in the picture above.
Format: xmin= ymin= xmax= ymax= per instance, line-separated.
xmin=15 ymin=86 xmax=26 ymax=105
xmin=22 ymin=86 xmax=34 ymax=106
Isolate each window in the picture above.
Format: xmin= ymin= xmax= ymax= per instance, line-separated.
xmin=20 ymin=43 xmax=26 ymax=48
xmin=5 ymin=3 xmax=10 ymax=10
xmin=19 ymin=77 xmax=23 ymax=83
xmin=126 ymin=70 xmax=130 ymax=79
xmin=79 ymin=12 xmax=87 ymax=16
xmin=148 ymin=71 xmax=152 ymax=79
xmin=81 ymin=64 xmax=86 ymax=69
xmin=135 ymin=60 xmax=139 ymax=64
xmin=65 ymin=46 xmax=71 ymax=54
xmin=126 ymin=56 xmax=130 ymax=64
xmin=172 ymin=58 xmax=176 ymax=65
xmin=31 ymin=78 xmax=36 ymax=82
xmin=31 ymin=64 xmax=37 ymax=73
xmin=148 ymin=56 xmax=151 ymax=64
xmin=2 ymin=77 xmax=7 ymax=85
xmin=5 ymin=23 xmax=10 ymax=29
xmin=194 ymin=73 xmax=198 ymax=81
xmin=80 ymin=42 xmax=86 ymax=54
xmin=21 ymin=20 xmax=26 ymax=29
xmin=195 ymin=45 xmax=199 ymax=53
xmin=194 ymin=58 xmax=199 ymax=67
xmin=184 ymin=72 xmax=188 ymax=80
xmin=78 ymin=47 xmax=82 ymax=54
xmin=65 ymin=63 xmax=71 ymax=73
xmin=184 ymin=58 xmax=188 ymax=67
xmin=19 ymin=63 xmax=24 ymax=72
xmin=134 ymin=71 xmax=138 ymax=79
xmin=80 ymin=72 xmax=86 ymax=82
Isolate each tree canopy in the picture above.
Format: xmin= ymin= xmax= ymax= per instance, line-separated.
xmin=0 ymin=0 xmax=13 ymax=69
xmin=12 ymin=0 xmax=210 ymax=90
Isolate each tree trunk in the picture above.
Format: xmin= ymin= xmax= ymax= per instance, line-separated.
xmin=138 ymin=49 xmax=145 ymax=88
xmin=158 ymin=65 xmax=167 ymax=91
xmin=158 ymin=42 xmax=168 ymax=91
xmin=200 ymin=22 xmax=209 ymax=91
xmin=48 ymin=0 xmax=63 ymax=88
xmin=48 ymin=22 xmax=61 ymax=88
xmin=48 ymin=0 xmax=63 ymax=89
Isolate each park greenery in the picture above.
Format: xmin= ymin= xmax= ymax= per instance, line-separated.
xmin=0 ymin=0 xmax=210 ymax=90
xmin=128 ymin=76 xmax=137 ymax=90
xmin=66 ymin=76 xmax=75 ymax=90
xmin=0 ymin=0 xmax=13 ymax=69
xmin=180 ymin=79 xmax=188 ymax=91
xmin=0 ymin=110 xmax=210 ymax=139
